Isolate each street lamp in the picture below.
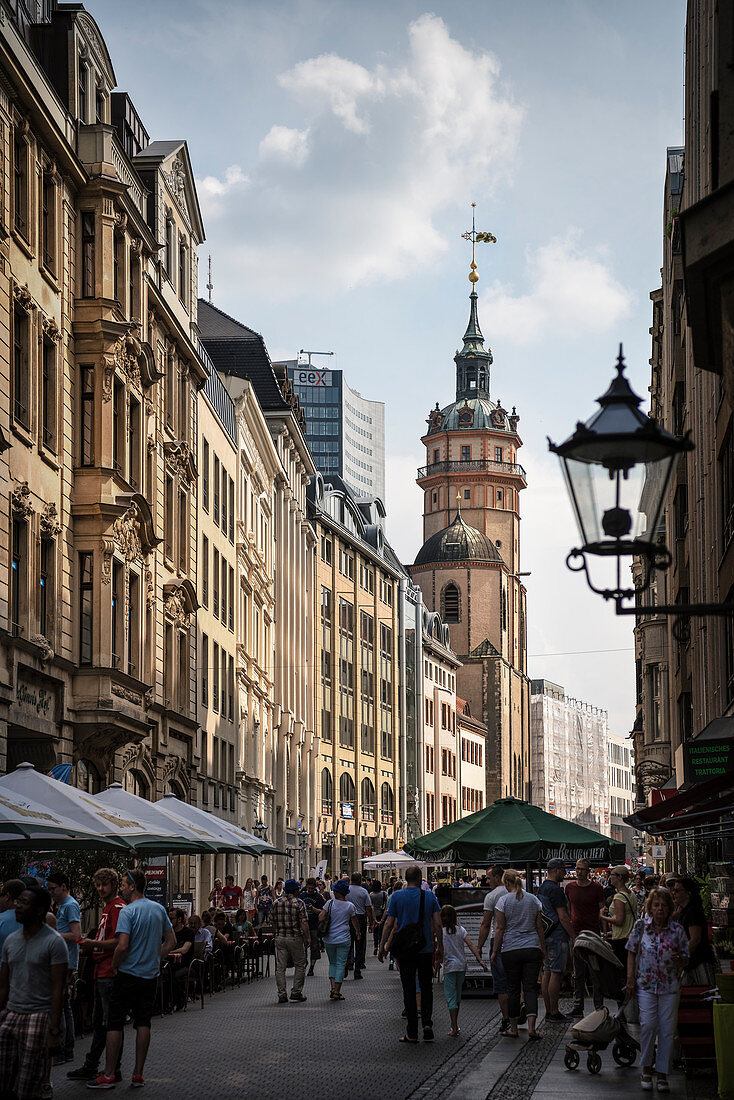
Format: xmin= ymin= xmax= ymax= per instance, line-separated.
xmin=253 ymin=819 xmax=267 ymax=840
xmin=549 ymin=346 xmax=732 ymax=620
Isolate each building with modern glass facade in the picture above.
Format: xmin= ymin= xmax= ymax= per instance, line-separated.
xmin=283 ymin=363 xmax=386 ymax=501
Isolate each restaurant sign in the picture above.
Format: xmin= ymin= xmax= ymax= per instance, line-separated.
xmin=16 ymin=680 xmax=53 ymax=718
xmin=683 ymin=737 xmax=734 ymax=784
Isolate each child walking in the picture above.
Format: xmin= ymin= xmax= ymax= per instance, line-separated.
xmin=440 ymin=904 xmax=487 ymax=1036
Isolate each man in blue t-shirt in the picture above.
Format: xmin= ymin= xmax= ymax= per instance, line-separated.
xmin=378 ymin=866 xmax=443 ymax=1042
xmin=48 ymin=870 xmax=82 ymax=1061
xmin=0 ymin=880 xmax=23 ymax=953
xmin=538 ymin=859 xmax=574 ymax=1021
xmin=89 ymin=869 xmax=175 ymax=1090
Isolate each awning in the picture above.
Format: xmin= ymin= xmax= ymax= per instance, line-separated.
xmin=95 ymin=784 xmax=223 ymax=854
xmin=625 ymin=769 xmax=734 ymax=836
xmin=0 ymin=785 xmax=130 ymax=851
xmin=154 ymin=795 xmax=263 ymax=856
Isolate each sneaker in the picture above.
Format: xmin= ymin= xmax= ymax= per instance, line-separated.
xmin=277 ymin=994 xmax=288 ymax=1003
xmin=87 ymin=1075 xmax=116 ymax=1090
xmin=547 ymin=1012 xmax=572 ymax=1022
xmin=423 ymin=1026 xmax=434 ymax=1042
xmin=517 ymin=1002 xmax=527 ymax=1025
xmin=656 ymin=1081 xmax=669 ymax=1094
xmin=570 ymin=1005 xmax=585 ymax=1018
xmin=131 ymin=1075 xmax=144 ymax=1088
xmin=640 ymin=1077 xmax=653 ymax=1092
xmin=307 ymin=966 xmax=314 ymax=976
xmin=68 ymin=1067 xmax=98 ymax=1081
xmin=290 ymin=992 xmax=307 ymax=1001
xmin=353 ymin=972 xmax=363 ymax=980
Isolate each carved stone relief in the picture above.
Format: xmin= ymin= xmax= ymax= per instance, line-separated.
xmin=163 ymin=588 xmax=190 ymax=629
xmin=112 ymin=504 xmax=142 ymax=563
xmin=13 ymin=283 xmax=33 ymax=312
xmin=42 ymin=316 xmax=62 ymax=343
xmin=10 ymin=483 xmax=33 ymax=518
xmin=39 ymin=502 xmax=61 ymax=538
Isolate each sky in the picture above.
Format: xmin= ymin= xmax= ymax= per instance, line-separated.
xmin=87 ymin=0 xmax=686 ymax=734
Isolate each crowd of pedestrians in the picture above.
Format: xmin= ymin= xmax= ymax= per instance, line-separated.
xmin=0 ymin=859 xmax=720 ymax=1095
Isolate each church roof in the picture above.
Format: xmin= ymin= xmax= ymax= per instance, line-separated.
xmin=413 ymin=510 xmax=504 ymax=568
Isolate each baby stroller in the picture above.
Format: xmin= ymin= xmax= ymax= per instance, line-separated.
xmin=563 ymin=931 xmax=640 ymax=1074
xmin=564 ymin=1004 xmax=640 ymax=1074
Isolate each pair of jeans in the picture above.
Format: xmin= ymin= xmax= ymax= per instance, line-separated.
xmin=397 ymin=952 xmax=433 ymax=1038
xmin=350 ymin=914 xmax=367 ymax=975
xmin=84 ymin=977 xmax=123 ymax=1072
xmin=274 ymin=935 xmax=306 ymax=997
xmin=573 ymin=945 xmax=604 ymax=1010
xmin=501 ymin=947 xmax=542 ymax=1018
xmin=325 ymin=941 xmax=350 ymax=983
xmin=443 ymin=970 xmax=465 ymax=1011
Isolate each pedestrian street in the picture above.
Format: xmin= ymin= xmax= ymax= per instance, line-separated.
xmin=50 ymin=959 xmax=715 ymax=1100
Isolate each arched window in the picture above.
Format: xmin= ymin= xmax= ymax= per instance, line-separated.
xmin=380 ymin=782 xmax=394 ymax=824
xmin=339 ymin=772 xmax=355 ymax=813
xmin=123 ymin=768 xmax=149 ymax=799
xmin=360 ymin=777 xmax=375 ymax=820
xmin=442 ymin=583 xmax=460 ymax=623
xmin=321 ymin=768 xmax=333 ymax=814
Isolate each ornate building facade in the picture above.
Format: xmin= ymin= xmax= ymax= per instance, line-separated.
xmin=0 ymin=4 xmax=210 ymax=859
xmin=411 ymin=265 xmax=531 ymax=805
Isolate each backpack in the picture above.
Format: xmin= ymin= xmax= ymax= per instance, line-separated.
xmin=390 ymin=889 xmax=426 ymax=957
xmin=538 ymin=884 xmax=561 ymax=937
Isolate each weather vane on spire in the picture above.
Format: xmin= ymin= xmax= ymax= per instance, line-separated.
xmin=461 ymin=202 xmax=496 ymax=289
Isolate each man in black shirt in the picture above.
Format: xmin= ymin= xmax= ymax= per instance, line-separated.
xmin=299 ymin=879 xmax=325 ymax=976
xmin=168 ymin=909 xmax=195 ymax=1010
xmin=538 ymin=861 xmax=574 ymax=1021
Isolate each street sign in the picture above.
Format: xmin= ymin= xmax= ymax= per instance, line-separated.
xmin=341 ymin=802 xmax=353 ymax=819
xmin=652 ymin=845 xmax=667 ymax=860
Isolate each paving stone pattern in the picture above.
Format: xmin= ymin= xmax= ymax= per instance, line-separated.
xmin=52 ymin=961 xmax=505 ymax=1100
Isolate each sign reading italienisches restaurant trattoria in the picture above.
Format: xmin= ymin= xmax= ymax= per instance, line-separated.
xmin=683 ymin=738 xmax=734 ymax=784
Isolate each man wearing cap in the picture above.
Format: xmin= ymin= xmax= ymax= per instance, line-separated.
xmin=270 ymin=880 xmax=310 ymax=1004
xmin=538 ymin=860 xmax=574 ymax=1021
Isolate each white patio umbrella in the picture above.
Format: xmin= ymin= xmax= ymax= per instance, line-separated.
xmin=0 ymin=763 xmax=200 ymax=853
xmin=154 ymin=794 xmax=262 ymax=856
xmin=0 ymin=784 xmax=128 ymax=850
xmin=360 ymin=850 xmax=428 ymax=870
xmin=95 ymin=784 xmax=223 ymax=854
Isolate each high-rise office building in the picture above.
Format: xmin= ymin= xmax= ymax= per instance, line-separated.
xmin=283 ymin=363 xmax=386 ymax=501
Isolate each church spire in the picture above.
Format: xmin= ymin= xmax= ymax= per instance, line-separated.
xmin=456 ymin=204 xmax=495 ymax=402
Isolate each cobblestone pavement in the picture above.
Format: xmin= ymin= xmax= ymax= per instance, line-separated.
xmin=50 ymin=966 xmax=712 ymax=1100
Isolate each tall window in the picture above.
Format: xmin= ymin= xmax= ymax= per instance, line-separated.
xmin=39 ymin=537 xmax=52 ymax=638
xmin=13 ymin=305 xmax=29 ymax=428
xmin=164 ymin=476 xmax=174 ymax=560
xmin=95 ymin=83 xmax=104 ymax=124
xmin=442 ymin=583 xmax=460 ymax=623
xmin=229 ymin=479 xmax=235 ymax=542
xmin=201 ymin=536 xmax=209 ymax=607
xmin=646 ymin=664 xmax=661 ymax=741
xmin=339 ymin=772 xmax=355 ymax=811
xmin=112 ymin=381 xmax=124 ymax=471
xmin=229 ymin=566 xmax=234 ymax=631
xmin=79 ymin=552 xmax=93 ymax=664
xmin=220 ymin=556 xmax=227 ymax=625
xmin=495 ymin=446 xmax=503 ymax=462
xmin=128 ymin=397 xmax=140 ymax=489
xmin=178 ymin=238 xmax=187 ymax=305
xmin=165 ymin=214 xmax=174 ymax=276
xmin=112 ymin=561 xmax=123 ymax=666
xmin=213 ymin=549 xmax=219 ymax=617
xmin=228 ymin=655 xmax=234 ymax=720
xmin=165 ymin=349 xmax=175 ymax=431
xmin=221 ymin=466 xmax=227 ymax=534
xmin=11 ymin=519 xmax=27 ymax=636
xmin=202 ymin=440 xmax=209 ymax=511
xmin=201 ymin=634 xmax=209 ymax=707
xmin=13 ymin=135 xmax=27 ymax=237
xmin=80 ymin=366 xmax=95 ymax=464
xmin=360 ymin=778 xmax=375 ymax=820
xmin=128 ymin=571 xmax=139 ymax=677
xmin=178 ymin=370 xmax=188 ymax=441
xmin=129 ymin=247 xmax=139 ymax=320
xmin=41 ymin=171 xmax=55 ymax=272
xmin=213 ymin=457 xmax=220 ymax=524
xmin=321 ymin=769 xmax=333 ymax=815
xmin=41 ymin=338 xmax=56 ymax=450
xmin=178 ymin=490 xmax=187 ymax=572
xmin=78 ymin=61 xmax=88 ymax=122
xmin=81 ymin=213 xmax=95 ymax=297
xmin=380 ymin=782 xmax=394 ymax=824
xmin=461 ymin=445 xmax=470 ymax=461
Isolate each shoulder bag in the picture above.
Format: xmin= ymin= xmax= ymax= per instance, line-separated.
xmin=390 ymin=888 xmax=426 ymax=957
xmin=320 ymin=899 xmax=333 ymax=937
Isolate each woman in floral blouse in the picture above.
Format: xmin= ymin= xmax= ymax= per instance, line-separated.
xmin=626 ymin=887 xmax=689 ymax=1093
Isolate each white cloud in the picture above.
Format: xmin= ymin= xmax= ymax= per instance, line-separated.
xmin=279 ymin=55 xmax=383 ymax=135
xmin=197 ymin=165 xmax=248 ymax=217
xmin=258 ymin=125 xmax=310 ymax=166
xmin=483 ymin=234 xmax=633 ymax=343
xmin=198 ymin=14 xmax=523 ymax=295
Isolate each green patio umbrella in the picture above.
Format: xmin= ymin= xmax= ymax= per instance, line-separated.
xmin=405 ymin=797 xmax=625 ymax=867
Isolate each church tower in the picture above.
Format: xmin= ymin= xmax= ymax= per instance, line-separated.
xmin=411 ymin=216 xmax=531 ymax=805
